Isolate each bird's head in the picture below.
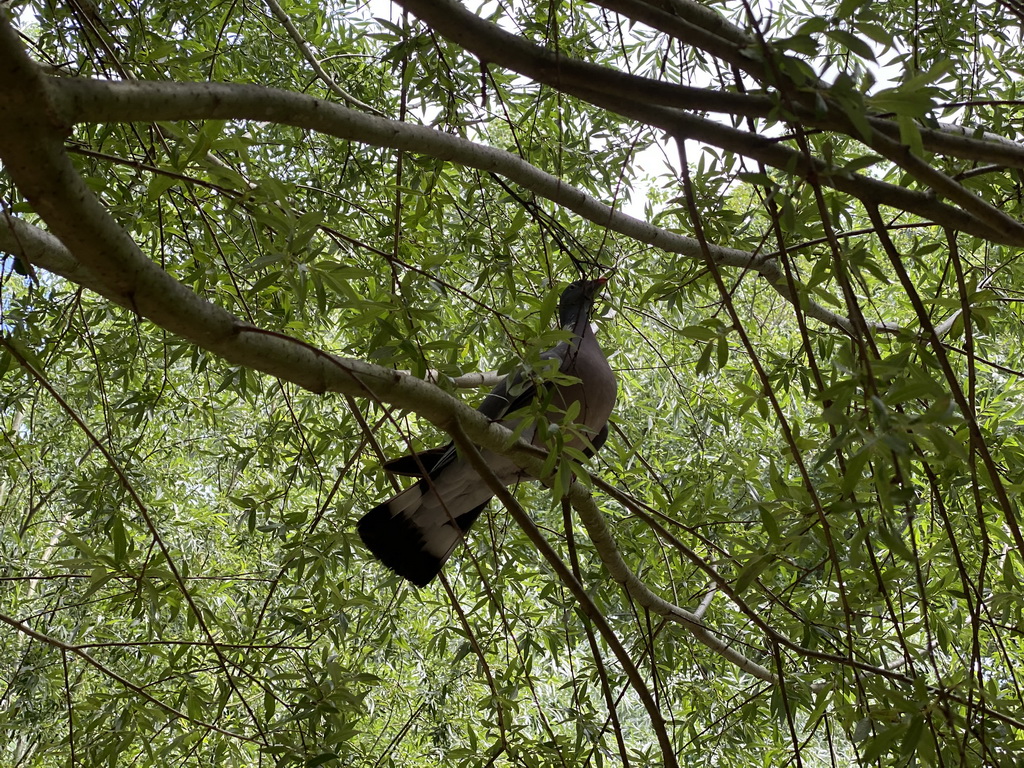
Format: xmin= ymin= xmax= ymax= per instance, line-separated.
xmin=558 ymin=277 xmax=608 ymax=328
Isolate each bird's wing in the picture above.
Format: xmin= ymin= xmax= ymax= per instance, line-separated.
xmin=380 ymin=346 xmax=568 ymax=477
xmin=382 ymin=446 xmax=452 ymax=476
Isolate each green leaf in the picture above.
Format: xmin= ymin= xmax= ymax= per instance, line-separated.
xmin=825 ymin=29 xmax=876 ymax=60
xmin=306 ymin=753 xmax=339 ymax=767
xmin=898 ymin=113 xmax=925 ymax=156
xmin=836 ymin=0 xmax=870 ymax=19
xmin=147 ymin=173 xmax=181 ymax=201
xmin=735 ymin=552 xmax=773 ymax=593
xmin=679 ymin=324 xmax=719 ymax=341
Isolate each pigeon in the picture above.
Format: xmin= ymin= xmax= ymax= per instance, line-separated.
xmin=357 ymin=278 xmax=616 ymax=586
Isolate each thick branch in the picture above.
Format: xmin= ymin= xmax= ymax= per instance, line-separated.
xmin=50 ymin=77 xmax=744 ymax=260
xmin=0 ymin=216 xmax=518 ymax=390
xmin=393 ymin=0 xmax=1024 ymax=244
xmin=596 ymin=0 xmax=1024 ymax=169
xmin=49 ymin=76 xmax=905 ymax=329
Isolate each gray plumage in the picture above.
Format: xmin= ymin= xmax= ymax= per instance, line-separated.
xmin=357 ymin=278 xmax=616 ymax=586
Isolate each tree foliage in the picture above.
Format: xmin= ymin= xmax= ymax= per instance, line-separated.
xmin=2 ymin=0 xmax=1024 ymax=765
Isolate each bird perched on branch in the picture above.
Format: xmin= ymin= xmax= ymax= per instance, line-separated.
xmin=358 ymin=277 xmax=616 ymax=586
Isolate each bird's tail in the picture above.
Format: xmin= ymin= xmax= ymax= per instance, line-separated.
xmin=357 ymin=481 xmax=489 ymax=586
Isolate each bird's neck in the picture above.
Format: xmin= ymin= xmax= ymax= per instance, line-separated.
xmin=563 ymin=307 xmax=594 ymax=341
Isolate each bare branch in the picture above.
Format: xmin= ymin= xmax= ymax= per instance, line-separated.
xmin=567 ymin=479 xmax=779 ymax=682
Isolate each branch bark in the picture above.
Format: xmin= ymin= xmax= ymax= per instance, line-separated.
xmin=0 ymin=35 xmax=884 ymax=338
xmin=448 ymin=420 xmax=681 ymax=768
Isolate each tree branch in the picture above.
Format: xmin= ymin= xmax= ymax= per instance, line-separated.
xmin=46 ymin=74 xmax=902 ymax=330
xmin=393 ymin=0 xmax=1024 ymax=244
